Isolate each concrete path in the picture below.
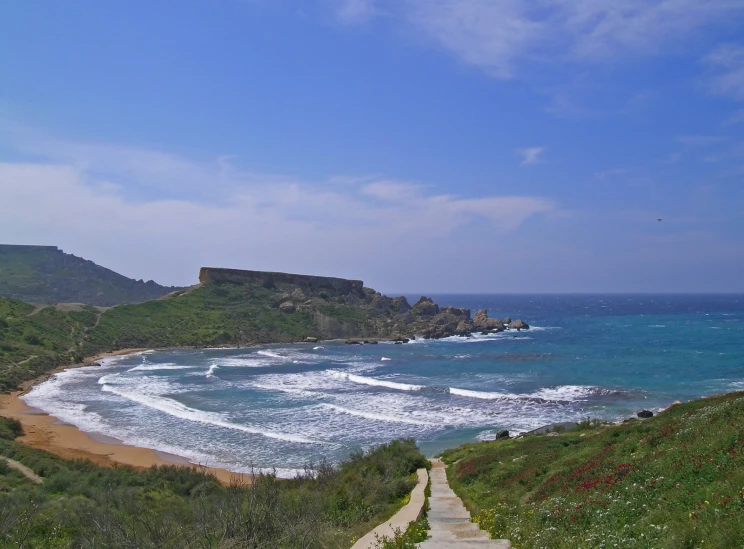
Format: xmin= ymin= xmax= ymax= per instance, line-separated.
xmin=351 ymin=468 xmax=428 ymax=549
xmin=419 ymin=459 xmax=509 ymax=549
xmin=1 ymin=456 xmax=43 ymax=484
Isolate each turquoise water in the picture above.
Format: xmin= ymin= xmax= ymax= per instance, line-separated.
xmin=25 ymin=295 xmax=744 ymax=476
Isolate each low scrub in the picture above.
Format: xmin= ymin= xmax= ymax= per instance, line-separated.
xmin=0 ymin=437 xmax=426 ymax=548
xmin=441 ymin=392 xmax=744 ymax=549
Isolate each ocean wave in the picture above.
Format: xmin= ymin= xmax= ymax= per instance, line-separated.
xmin=206 ymin=364 xmax=220 ymax=378
xmin=327 ymin=371 xmax=423 ymax=392
xmin=101 ymin=384 xmax=320 ymax=445
xmin=381 ymin=357 xmax=391 ymax=361
xmin=257 ymin=350 xmax=285 ymax=359
xmin=127 ymin=363 xmax=193 ymax=372
xmin=319 ymin=403 xmax=434 ymax=426
xmin=530 ymin=385 xmax=620 ymax=401
xmin=449 ymin=387 xmax=513 ymax=400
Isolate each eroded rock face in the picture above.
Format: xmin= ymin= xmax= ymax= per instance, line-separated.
xmin=413 ymin=296 xmax=440 ymax=316
xmin=473 ymin=309 xmax=505 ymax=331
xmin=508 ymin=319 xmax=530 ymax=330
xmin=279 ymin=301 xmax=295 ymax=312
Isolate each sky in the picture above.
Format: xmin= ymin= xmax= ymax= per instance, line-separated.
xmin=1 ymin=0 xmax=744 ymax=293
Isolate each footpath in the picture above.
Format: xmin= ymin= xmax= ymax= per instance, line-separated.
xmin=418 ymin=459 xmax=510 ymax=549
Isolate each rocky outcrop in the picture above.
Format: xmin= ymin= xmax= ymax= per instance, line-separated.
xmin=197 ymin=266 xmax=527 ymax=343
xmin=508 ymin=319 xmax=530 ymax=331
xmin=473 ymin=309 xmax=505 ymax=331
xmin=412 ymin=296 xmax=439 ymax=316
xmin=199 ymin=267 xmax=364 ymax=297
xmin=637 ymin=410 xmax=654 ymax=419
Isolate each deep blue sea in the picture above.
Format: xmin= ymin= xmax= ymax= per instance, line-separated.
xmin=25 ymin=295 xmax=744 ymax=476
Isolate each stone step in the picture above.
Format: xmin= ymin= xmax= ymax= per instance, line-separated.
xmin=421 ymin=458 xmax=510 ymax=548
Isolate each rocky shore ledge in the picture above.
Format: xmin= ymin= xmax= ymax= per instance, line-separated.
xmin=197 ymin=267 xmax=529 ymax=343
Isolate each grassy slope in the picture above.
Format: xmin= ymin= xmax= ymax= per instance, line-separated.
xmin=0 ymin=281 xmax=375 ymax=391
xmin=0 ymin=245 xmax=179 ymax=306
xmin=86 ymin=281 xmax=362 ymax=350
xmin=0 ymin=298 xmax=99 ymax=391
xmin=441 ymin=392 xmax=744 ymax=549
xmin=0 ymin=421 xmax=428 ymax=549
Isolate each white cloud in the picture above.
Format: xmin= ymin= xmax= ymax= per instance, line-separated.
xmin=0 ymin=135 xmax=555 ymax=288
xmin=706 ymin=43 xmax=744 ymax=100
xmin=344 ymin=1 xmax=744 ymax=79
xmin=676 ymin=135 xmax=726 ymax=146
xmin=334 ymin=0 xmax=378 ymax=25
xmin=517 ymin=147 xmax=545 ymax=166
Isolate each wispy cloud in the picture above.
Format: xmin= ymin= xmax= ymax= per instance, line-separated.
xmin=0 ymin=128 xmax=556 ymax=286
xmin=723 ymin=109 xmax=744 ymax=126
xmin=333 ymin=0 xmax=378 ymax=25
xmin=373 ymin=0 xmax=744 ymax=79
xmin=676 ymin=135 xmax=726 ymax=147
xmin=706 ymin=43 xmax=744 ymax=100
xmin=595 ymin=169 xmax=625 ymax=180
xmin=518 ymin=147 xmax=545 ymax=166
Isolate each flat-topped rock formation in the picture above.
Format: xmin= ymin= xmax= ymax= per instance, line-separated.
xmin=198 ymin=267 xmax=364 ymax=296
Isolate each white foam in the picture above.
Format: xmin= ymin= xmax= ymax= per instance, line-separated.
xmin=127 ymin=363 xmax=192 ymax=372
xmin=381 ymin=357 xmax=392 ymax=361
xmin=320 ymin=403 xmax=434 ymax=426
xmin=206 ymin=364 xmax=220 ymax=378
xmin=449 ymin=387 xmax=513 ymax=400
xmin=327 ymin=371 xmax=423 ymax=392
xmin=257 ymin=350 xmax=285 ymax=359
xmin=530 ymin=385 xmax=617 ymax=401
xmin=313 ymin=346 xmax=324 ymax=350
xmin=100 ymin=384 xmax=320 ymax=445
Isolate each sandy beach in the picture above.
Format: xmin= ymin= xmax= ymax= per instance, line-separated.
xmin=0 ymin=349 xmax=240 ymax=485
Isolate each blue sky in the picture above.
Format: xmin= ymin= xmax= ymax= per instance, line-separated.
xmin=1 ymin=0 xmax=743 ymax=292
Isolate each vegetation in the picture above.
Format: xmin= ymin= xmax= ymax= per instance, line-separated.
xmin=0 ymin=297 xmax=100 ymax=391
xmin=0 ymin=425 xmax=427 ymax=549
xmin=441 ymin=392 xmax=744 ymax=549
xmin=0 ymin=245 xmax=180 ymax=307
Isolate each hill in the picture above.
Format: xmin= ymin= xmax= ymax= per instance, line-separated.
xmin=0 ymin=245 xmax=182 ymax=306
xmin=441 ymin=393 xmax=744 ymax=548
xmin=1 ymin=265 xmax=527 ymax=392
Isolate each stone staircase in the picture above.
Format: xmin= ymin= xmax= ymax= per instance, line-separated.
xmin=418 ymin=459 xmax=510 ymax=549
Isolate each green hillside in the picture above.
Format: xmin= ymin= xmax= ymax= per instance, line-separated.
xmin=0 ymin=420 xmax=427 ymax=549
xmin=0 ymin=245 xmax=182 ymax=306
xmin=441 ymin=392 xmax=744 ymax=549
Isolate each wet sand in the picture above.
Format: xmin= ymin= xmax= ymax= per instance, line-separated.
xmin=0 ymin=349 xmax=242 ymax=485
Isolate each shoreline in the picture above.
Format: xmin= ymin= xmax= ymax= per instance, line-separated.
xmin=0 ymin=348 xmax=241 ymax=485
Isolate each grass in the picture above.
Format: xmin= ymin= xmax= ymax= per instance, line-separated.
xmin=0 ymin=422 xmax=428 ymax=549
xmin=0 ymin=297 xmax=99 ymax=391
xmin=440 ymin=392 xmax=744 ymax=549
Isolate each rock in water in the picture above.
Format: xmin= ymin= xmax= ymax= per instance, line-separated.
xmin=508 ymin=319 xmax=530 ymax=330
xmin=496 ymin=429 xmax=510 ymax=440
xmin=473 ymin=309 xmax=505 ymax=331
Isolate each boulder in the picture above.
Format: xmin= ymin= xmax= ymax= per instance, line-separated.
xmin=344 ymin=293 xmax=361 ymax=306
xmin=637 ymin=410 xmax=654 ymax=419
xmin=507 ymin=319 xmax=530 ymax=331
xmin=345 ymin=340 xmax=363 ymax=345
xmin=279 ymin=301 xmax=295 ymax=312
xmin=473 ymin=309 xmax=505 ymax=331
xmin=455 ymin=320 xmax=472 ymax=336
xmin=502 ymin=317 xmax=512 ymax=324
xmin=413 ymin=296 xmax=439 ymax=316
xmin=440 ymin=306 xmax=471 ymax=319
xmin=495 ymin=430 xmax=510 ymax=440
xmin=391 ymin=296 xmax=412 ymax=313
xmin=291 ymin=288 xmax=306 ymax=301
xmin=304 ymin=336 xmax=319 ymax=343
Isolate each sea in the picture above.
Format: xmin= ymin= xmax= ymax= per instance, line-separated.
xmin=23 ymin=294 xmax=744 ymax=477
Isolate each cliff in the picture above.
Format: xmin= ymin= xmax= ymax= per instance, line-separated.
xmin=198 ymin=267 xmax=364 ymax=296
